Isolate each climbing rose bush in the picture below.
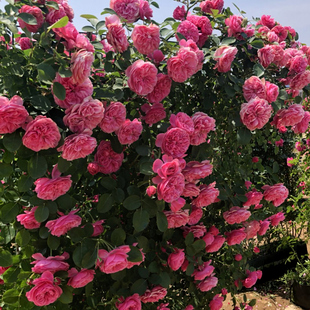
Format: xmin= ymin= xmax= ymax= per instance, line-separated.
xmin=0 ymin=0 xmax=309 ymax=309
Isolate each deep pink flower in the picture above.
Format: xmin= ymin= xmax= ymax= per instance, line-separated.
xmin=257 ymin=15 xmax=275 ymax=29
xmin=190 ymin=112 xmax=216 ymax=145
xmin=106 ymin=15 xmax=129 ymax=53
xmin=258 ymin=45 xmax=275 ymax=68
xmin=268 ymin=212 xmax=285 ymax=226
xmin=206 ymin=235 xmax=225 ymax=253
xmin=18 ymin=5 xmax=44 ymax=33
xmin=45 ymin=210 xmax=81 ymax=237
xmin=225 ymin=15 xmax=243 ymax=37
xmin=139 ymin=0 xmax=153 ymax=20
xmin=71 ymin=50 xmax=94 ymax=84
xmin=117 ymin=118 xmax=142 ymax=145
xmin=258 ymin=220 xmax=270 ymax=236
xmin=192 ymin=182 xmax=219 ymax=208
xmin=100 ymin=101 xmax=126 ymax=133
xmin=116 ymin=294 xmax=141 ymax=310
xmin=110 ymin=0 xmax=140 ymax=23
xmin=170 ymin=112 xmax=194 ymax=135
xmin=209 ymin=294 xmax=224 ymax=310
xmin=141 ymin=103 xmax=166 ymax=126
xmin=91 ymin=220 xmax=105 ymax=237
xmin=243 ymin=76 xmax=266 ymax=102
xmin=243 ymin=189 xmax=263 ymax=208
xmin=26 ymin=271 xmax=62 ymax=306
xmin=31 ymin=252 xmax=70 ymax=274
xmin=197 ymin=276 xmax=218 ymax=292
xmin=293 ymin=111 xmax=310 ymax=133
xmin=177 ymin=20 xmax=199 ymax=43
xmin=157 ymin=174 xmax=185 ymax=203
xmin=67 ymin=268 xmax=95 ymax=288
xmin=223 ymin=207 xmax=251 ymax=225
xmin=192 ymin=261 xmax=214 ymax=280
xmin=225 ymin=228 xmax=247 ymax=246
xmin=168 ymin=248 xmax=185 ymax=271
xmin=235 ymin=254 xmax=242 ymax=261
xmin=126 ymin=60 xmax=158 ymax=96
xmin=164 ymin=210 xmax=189 ymax=228
xmin=200 ymin=0 xmax=224 ymax=14
xmin=182 ymin=224 xmax=207 ymax=238
xmin=173 ymin=5 xmax=186 ymax=20
xmin=146 ymin=74 xmax=172 ymax=103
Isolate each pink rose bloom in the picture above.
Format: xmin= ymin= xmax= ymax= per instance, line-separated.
xmin=257 ymin=15 xmax=275 ymax=29
xmin=258 ymin=45 xmax=274 ymax=68
xmin=71 ymin=49 xmax=94 ymax=84
xmin=240 ymin=97 xmax=272 ymax=131
xmin=170 ymin=112 xmax=194 ymax=135
xmin=46 ymin=3 xmax=67 ymax=25
xmin=53 ymin=22 xmax=79 ymax=48
xmin=141 ymin=103 xmax=166 ymax=126
xmin=254 ymin=247 xmax=260 ymax=254
xmin=188 ymin=206 xmax=203 ymax=224
xmin=67 ymin=268 xmax=95 ymax=288
xmin=148 ymin=49 xmax=165 ymax=65
xmin=271 ymin=25 xmax=287 ymax=42
xmin=168 ymin=248 xmax=185 ymax=271
xmin=18 ymin=5 xmax=44 ymax=33
xmin=31 ymin=252 xmax=70 ymax=274
xmin=179 ymin=39 xmax=204 ymax=71
xmin=52 ymin=74 xmax=93 ymax=109
xmin=157 ymin=303 xmax=170 ymax=310
xmin=262 ymin=183 xmax=289 ymax=207
xmin=245 ymin=180 xmax=252 ymax=189
xmin=167 ymin=47 xmax=198 ymax=83
xmin=173 ymin=5 xmax=186 ymax=20
xmin=110 ymin=0 xmax=140 ymax=23
xmin=140 ymin=286 xmax=167 ymax=303
xmin=293 ymin=111 xmax=310 ymax=133
xmin=125 ymin=60 xmax=158 ymax=96
xmin=225 ymin=15 xmax=243 ymax=37
xmin=272 ymin=44 xmax=288 ymax=67
xmin=58 ymin=134 xmax=97 ymax=161
xmin=223 ymin=206 xmax=251 ymax=225
xmin=183 ymin=183 xmax=200 ymax=198
xmin=202 ymin=232 xmax=214 ymax=247
xmin=132 ymin=24 xmax=160 ymax=55
xmin=290 ymin=70 xmax=310 ymax=91
xmin=146 ymin=74 xmax=172 ymax=103
xmin=187 ymin=14 xmax=212 ymax=37
xmin=177 ymin=20 xmax=199 ymax=43
xmin=146 ymin=185 xmax=157 ymax=197
xmin=288 ymin=55 xmax=307 ymax=75
xmin=192 ymin=182 xmax=219 ymax=208
xmin=225 ymin=228 xmax=247 ymax=246
xmin=265 ymin=81 xmax=279 ymax=103
xmin=242 ymin=270 xmax=262 ymax=288
xmin=100 ymin=101 xmax=126 ymax=133
xmin=23 ymin=116 xmax=61 ymax=152
xmin=152 ymin=155 xmax=185 ymax=179
xmin=267 ymin=31 xmax=279 ymax=43
xmin=139 ymin=0 xmax=153 ymax=20
xmin=157 ymin=174 xmax=185 ymax=203
xmin=184 ymin=306 xmax=194 ymax=310
xmin=96 ymin=246 xmax=130 ymax=274
xmin=17 ymin=37 xmax=33 ymax=50
xmin=46 ymin=210 xmax=81 ymax=237
xmin=244 ymin=220 xmax=260 ymax=239
xmin=209 ymin=294 xmax=224 ymax=310
xmin=214 ymin=46 xmax=238 ymax=72
xmin=164 ymin=210 xmax=189 ymax=228
xmin=206 ymin=235 xmax=225 ymax=253
xmin=63 ymin=98 xmax=104 ymax=134
xmin=0 ymin=95 xmax=28 ymax=134
xmin=235 ymin=254 xmax=242 ymax=261
xmin=268 ymin=212 xmax=285 ymax=226
xmin=200 ymin=0 xmax=224 ymax=14
xmin=243 ymin=76 xmax=266 ymax=102
xmin=197 ymin=276 xmax=218 ymax=292
xmin=275 ymin=139 xmax=284 ymax=147
xmin=117 ymin=118 xmax=143 ymax=145
xmin=295 ymin=141 xmax=305 ymax=152
xmin=92 ymin=140 xmax=124 ymax=174
xmin=192 ymin=261 xmax=214 ymax=280
xmin=17 ymin=207 xmax=41 ymax=230
xmin=243 ymin=190 xmax=263 ymax=208
xmin=156 ymin=128 xmax=190 ymax=158
xmin=91 ymin=220 xmax=105 ymax=237
xmin=182 ymin=224 xmax=207 ymax=238
xmin=258 ymin=220 xmax=270 ymax=236
xmin=106 ymin=15 xmax=129 ymax=53
xmin=287 ymin=157 xmax=294 ymax=167
xmin=183 ymin=160 xmax=213 ymax=182
xmin=252 ymin=157 xmax=259 ymax=163
xmin=26 ymin=271 xmax=63 ymax=306
xmin=116 ymin=294 xmax=141 ymax=310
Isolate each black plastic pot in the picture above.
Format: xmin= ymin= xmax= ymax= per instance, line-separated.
xmin=293 ymin=282 xmax=310 ymax=309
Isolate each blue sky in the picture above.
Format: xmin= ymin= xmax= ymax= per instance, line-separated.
xmin=0 ymin=0 xmax=310 ymax=44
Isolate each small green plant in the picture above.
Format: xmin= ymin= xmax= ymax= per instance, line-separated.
xmin=282 ymin=258 xmax=310 ymax=286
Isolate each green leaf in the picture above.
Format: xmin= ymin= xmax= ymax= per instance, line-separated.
xmin=96 ymin=20 xmax=105 ymax=31
xmin=151 ymin=1 xmax=159 ymax=8
xmin=100 ymin=177 xmax=117 ymax=190
xmin=97 ymin=193 xmax=114 ymax=213
xmin=133 ymin=209 xmax=149 ymax=232
xmin=53 ymin=81 xmax=66 ymax=100
xmin=82 ymin=26 xmax=95 ymax=32
xmin=37 ymin=63 xmax=56 ymax=83
xmin=111 ymin=228 xmax=126 ymax=246
xmin=18 ymin=13 xmax=37 ymax=25
xmin=138 ymin=267 xmax=149 ymax=278
xmin=80 ymin=14 xmax=98 ymax=19
xmin=221 ymin=37 xmax=236 ymax=45
xmin=135 ymin=145 xmax=150 ymax=156
xmin=28 ymin=154 xmax=47 ymax=179
xmin=130 ymin=279 xmax=147 ymax=295
xmin=185 ymin=232 xmax=194 ymax=246
xmin=15 ymin=229 xmax=31 ymax=246
xmin=35 ymin=205 xmax=49 ymax=222
xmin=58 ymin=157 xmax=71 ymax=173
xmin=156 ymin=211 xmax=168 ymax=232
xmin=17 ymin=175 xmax=34 ymax=192
xmin=73 ymin=239 xmax=97 ymax=268
xmin=112 ymin=188 xmax=125 ymax=204
xmin=273 ymin=161 xmax=279 ymax=173
xmin=192 ymin=239 xmax=206 ymax=254
xmin=159 ymin=272 xmax=170 ymax=288
xmin=2 ymin=289 xmax=19 ymax=305
xmin=253 ymin=63 xmax=265 ymax=77
xmin=47 ymin=234 xmax=60 ymax=250
xmin=250 ymin=39 xmax=264 ymax=49
xmin=101 ymin=8 xmax=116 ymax=15
xmin=30 ymin=95 xmax=51 ymax=112
xmin=237 ymin=128 xmax=252 ymax=144
xmin=0 ymin=203 xmax=20 ymax=224
xmin=0 ymin=249 xmax=13 ymax=267
xmin=123 ymin=195 xmax=141 ymax=210
xmin=58 ymin=66 xmax=72 ymax=78
xmin=3 ymin=266 xmax=20 ymax=283
xmin=59 ymin=285 xmax=73 ymax=304
xmin=0 ymin=163 xmax=13 ymax=178
xmin=0 ymin=225 xmax=15 ymax=245
xmin=139 ymin=161 xmax=153 ymax=175
xmin=176 ymin=32 xmax=187 ymax=40
xmin=48 ymin=16 xmax=69 ymax=30
xmin=128 ymin=245 xmax=143 ymax=263
xmin=57 ymin=194 xmax=76 ymax=210
xmin=3 ymin=131 xmax=22 ymax=152
xmin=46 ymin=1 xmax=59 ymax=9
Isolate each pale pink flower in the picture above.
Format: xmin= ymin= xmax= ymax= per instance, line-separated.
xmin=110 ymin=0 xmax=140 ymax=23
xmin=258 ymin=45 xmax=274 ymax=68
xmin=31 ymin=252 xmax=70 ymax=274
xmin=271 ymin=104 xmax=305 ymax=130
xmin=125 ymin=60 xmax=158 ymax=95
xmin=190 ymin=112 xmax=216 ymax=145
xmin=164 ymin=210 xmax=189 ymax=228
xmin=117 ymin=118 xmax=143 ymax=145
xmin=258 ymin=220 xmax=270 ymax=236
xmin=71 ymin=50 xmax=94 ymax=84
xmin=140 ymin=286 xmax=167 ymax=303
xmin=99 ymin=101 xmax=126 ymax=133
xmin=223 ymin=206 xmax=251 ymax=225
xmin=243 ymin=76 xmax=266 ymax=102
xmin=106 ymin=15 xmax=129 ymax=53
xmin=225 ymin=15 xmax=243 ymax=37
xmin=293 ymin=111 xmax=310 ymax=133
xmin=290 ymin=71 xmax=310 ymax=90
xmin=182 ymin=224 xmax=207 ymax=238
xmin=188 ymin=206 xmax=203 ymax=224
xmin=139 ymin=0 xmax=153 ymax=20
xmin=116 ymin=294 xmax=141 ymax=310
xmin=262 ymin=183 xmax=289 ymax=207
xmin=271 ymin=25 xmax=287 ymax=42
xmin=265 ymin=81 xmax=279 ymax=103
xmin=67 ymin=268 xmax=95 ymax=288
xmin=214 ymin=46 xmax=237 ymax=72
xmin=132 ymin=24 xmax=160 ymax=55
xmin=45 ymin=210 xmax=81 ymax=237
xmin=197 ymin=276 xmax=218 ymax=292
xmin=17 ymin=207 xmax=41 ymax=230
xmin=200 ymin=0 xmax=224 ymax=14
xmin=243 ymin=220 xmax=260 ymax=239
